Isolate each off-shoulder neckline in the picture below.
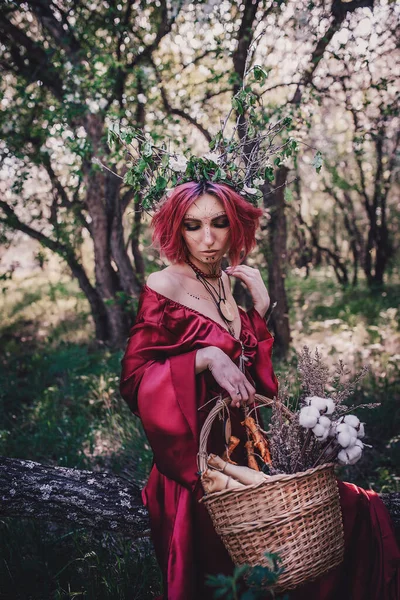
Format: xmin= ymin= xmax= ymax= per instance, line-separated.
xmin=142 ymin=284 xmax=244 ymax=340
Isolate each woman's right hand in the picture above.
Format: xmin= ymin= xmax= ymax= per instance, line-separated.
xmin=195 ymin=346 xmax=256 ymax=408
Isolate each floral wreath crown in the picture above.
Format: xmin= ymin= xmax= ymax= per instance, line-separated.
xmin=94 ymin=63 xmax=318 ymax=212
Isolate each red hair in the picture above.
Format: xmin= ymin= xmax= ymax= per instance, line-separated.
xmin=151 ymin=181 xmax=263 ymax=267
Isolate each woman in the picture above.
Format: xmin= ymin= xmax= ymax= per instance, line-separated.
xmin=120 ymin=181 xmax=399 ymax=600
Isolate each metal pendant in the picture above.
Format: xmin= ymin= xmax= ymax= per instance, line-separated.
xmin=224 ymin=415 xmax=232 ymax=445
xmin=219 ymin=299 xmax=235 ymax=322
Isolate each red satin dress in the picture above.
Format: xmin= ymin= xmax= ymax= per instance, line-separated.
xmin=120 ymin=285 xmax=400 ymax=600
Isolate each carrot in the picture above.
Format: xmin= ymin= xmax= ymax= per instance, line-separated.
xmin=244 ymin=440 xmax=260 ymax=471
xmin=222 ymin=435 xmax=240 ymax=464
xmin=242 ymin=416 xmax=272 ymax=465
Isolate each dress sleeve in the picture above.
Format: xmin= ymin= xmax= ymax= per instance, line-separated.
xmin=120 ymin=320 xmax=200 ymax=491
xmin=245 ymin=306 xmax=279 ymax=399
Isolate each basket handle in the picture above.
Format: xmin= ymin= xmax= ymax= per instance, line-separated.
xmin=197 ymin=394 xmax=292 ymax=475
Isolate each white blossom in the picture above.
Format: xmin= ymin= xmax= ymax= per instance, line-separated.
xmin=342 ymin=414 xmax=365 ymax=438
xmin=299 ymin=405 xmax=320 ymax=429
xmin=203 ymin=152 xmax=221 ymax=164
xmin=242 ymin=184 xmax=258 ymax=195
xmin=137 ymin=93 xmax=147 ymax=104
xmin=253 ymin=177 xmax=265 ymax=186
xmin=169 ymin=154 xmax=188 ymax=173
xmin=305 ymin=396 xmax=335 ymax=415
xmin=354 ymin=439 xmax=364 ymax=451
xmin=318 ymin=415 xmax=331 ymax=430
xmin=86 ymin=99 xmax=100 ymax=113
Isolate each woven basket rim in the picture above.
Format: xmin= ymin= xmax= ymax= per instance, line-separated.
xmin=200 ymin=462 xmax=336 ymax=503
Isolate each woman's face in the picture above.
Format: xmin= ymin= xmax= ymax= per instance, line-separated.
xmin=181 ymin=193 xmax=230 ymax=266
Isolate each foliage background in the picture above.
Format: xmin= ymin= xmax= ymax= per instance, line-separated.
xmin=0 ymin=0 xmax=399 ymax=598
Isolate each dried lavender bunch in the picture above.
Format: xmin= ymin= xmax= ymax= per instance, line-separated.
xmin=297 ymin=346 xmax=329 ymax=398
xmin=268 ymin=400 xmax=292 ymax=474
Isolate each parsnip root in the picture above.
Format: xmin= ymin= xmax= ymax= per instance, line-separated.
xmin=207 ymin=453 xmax=269 ymax=486
xmin=201 ymin=468 xmax=244 ymax=493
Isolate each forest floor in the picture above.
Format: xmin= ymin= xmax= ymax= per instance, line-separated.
xmin=0 ymin=268 xmax=399 ymax=599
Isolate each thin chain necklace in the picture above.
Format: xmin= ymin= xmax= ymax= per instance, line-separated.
xmin=184 ymin=258 xmax=236 ymax=337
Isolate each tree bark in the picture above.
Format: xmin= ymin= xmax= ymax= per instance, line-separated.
xmin=0 ymin=456 xmax=399 ymax=544
xmin=265 ymin=167 xmax=291 ymax=358
xmin=109 ymin=175 xmax=142 ymax=299
xmin=66 ymin=254 xmax=109 ymax=342
xmin=83 ymin=114 xmax=129 ymax=347
xmin=0 ymin=457 xmax=149 ymax=539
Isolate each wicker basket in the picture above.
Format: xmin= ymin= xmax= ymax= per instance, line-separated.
xmin=198 ymin=394 xmax=345 ymax=592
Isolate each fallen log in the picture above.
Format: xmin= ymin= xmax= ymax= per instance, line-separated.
xmin=0 ymin=456 xmax=149 ymax=538
xmin=1 ymin=456 xmax=399 ymax=543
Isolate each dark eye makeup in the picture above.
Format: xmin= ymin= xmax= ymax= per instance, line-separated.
xmin=183 ymin=218 xmax=230 ymax=231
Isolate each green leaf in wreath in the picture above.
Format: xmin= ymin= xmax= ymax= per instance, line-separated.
xmin=264 ymin=166 xmax=274 ymax=182
xmin=155 ymin=176 xmax=167 ymax=191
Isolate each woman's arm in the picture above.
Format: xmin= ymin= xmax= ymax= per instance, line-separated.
xmin=195 ymin=346 xmax=256 ymax=408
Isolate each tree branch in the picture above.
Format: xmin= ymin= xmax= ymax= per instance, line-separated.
xmin=0 ymin=199 xmax=71 ymax=257
xmin=149 ymin=57 xmax=213 ymax=142
xmin=26 ymin=0 xmax=82 ymax=60
xmin=291 ymin=0 xmax=374 ymax=105
xmin=0 ymin=12 xmax=64 ymax=100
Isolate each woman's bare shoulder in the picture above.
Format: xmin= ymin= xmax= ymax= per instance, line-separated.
xmin=146 ymin=268 xmax=180 ymax=300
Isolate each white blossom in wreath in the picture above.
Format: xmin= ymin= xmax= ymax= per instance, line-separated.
xmin=202 ymin=152 xmax=222 ymax=164
xmin=242 ymin=183 xmax=258 ymax=195
xmin=169 ymin=154 xmax=188 ymax=173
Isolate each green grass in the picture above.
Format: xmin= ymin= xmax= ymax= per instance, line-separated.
xmin=0 ymin=520 xmax=161 ymax=599
xmin=286 ymin=272 xmax=400 ymax=331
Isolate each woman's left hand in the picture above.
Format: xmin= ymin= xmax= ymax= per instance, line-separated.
xmin=225 ymin=265 xmax=270 ymax=318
